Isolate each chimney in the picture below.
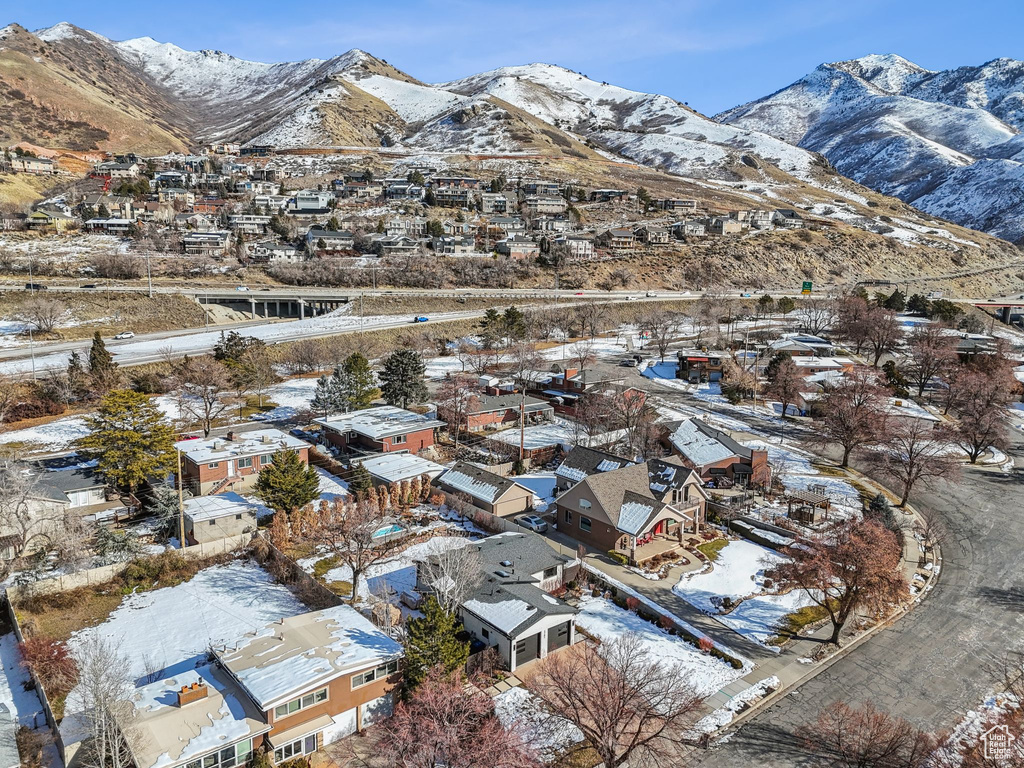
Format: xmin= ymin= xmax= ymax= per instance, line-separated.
xmin=261 ymin=434 xmax=270 ymax=443
xmin=177 ymin=680 xmax=209 ymax=707
xmin=564 ymin=368 xmax=578 ymax=380
xmin=226 ymin=431 xmax=235 ymax=442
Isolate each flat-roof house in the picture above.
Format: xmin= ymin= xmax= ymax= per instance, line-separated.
xmin=553 ymin=446 xmax=635 ymax=493
xmin=522 ymin=196 xmax=567 ymax=216
xmin=315 ymin=405 xmax=445 ymax=456
xmin=552 ymin=235 xmax=594 ymax=260
xmin=291 ymin=189 xmax=334 ymax=213
xmin=183 ymin=492 xmax=259 ymax=544
xmin=664 ymin=419 xmax=768 ymax=487
xmin=416 ymin=532 xmax=578 ymax=671
xmin=174 ymin=429 xmax=310 ymax=496
xmin=84 ymin=217 xmax=133 ymax=234
xmin=306 ymin=227 xmax=355 ymax=254
xmin=216 ymin=605 xmax=403 ymax=758
xmin=495 ymin=235 xmax=539 ymax=258
xmin=458 ymin=393 xmax=554 ymax=432
xmin=357 ymin=454 xmax=447 ymax=486
xmin=183 ymin=230 xmax=231 ymax=256
xmin=435 ymin=462 xmax=535 ymax=518
xmin=555 ymin=457 xmax=707 ymax=565
xmin=675 ymin=350 xmax=725 ymax=383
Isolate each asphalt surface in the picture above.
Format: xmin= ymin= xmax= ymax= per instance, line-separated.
xmin=693 ymin=427 xmax=1024 ymax=766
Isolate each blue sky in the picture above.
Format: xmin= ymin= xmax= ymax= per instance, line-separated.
xmin=7 ymin=0 xmax=1022 ymax=114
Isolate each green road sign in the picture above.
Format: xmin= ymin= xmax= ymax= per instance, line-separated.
xmin=801 ymin=281 xmax=813 ymax=294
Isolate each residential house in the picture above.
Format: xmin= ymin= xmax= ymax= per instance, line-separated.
xmin=174 ymin=429 xmax=309 ymax=496
xmin=481 ymin=192 xmax=511 ymax=214
xmin=240 ymin=144 xmax=275 ymax=157
xmin=883 ymin=397 xmax=941 ymax=429
xmin=432 ymin=235 xmax=475 ymax=255
xmin=384 ymin=181 xmax=423 ymax=201
xmin=633 ymin=224 xmax=670 ymax=245
xmin=664 ymin=418 xmax=768 ymax=487
xmin=656 ymin=198 xmax=698 ymax=212
xmin=432 ymin=186 xmax=472 ymax=208
xmin=25 ymin=209 xmax=75 ymax=233
xmin=305 ymin=227 xmax=355 ymax=254
xmin=315 ymin=405 xmax=445 ymax=456
xmin=251 ymin=241 xmax=303 ymax=264
xmin=671 ymin=220 xmax=705 ymax=237
xmin=442 ymin=218 xmax=473 ymax=236
xmin=193 ymin=198 xmax=228 ymax=214
xmin=254 ymin=195 xmax=291 ymax=212
xmin=596 ymin=228 xmax=635 ymax=252
xmin=31 ymin=463 xmax=134 ymax=525
xmin=417 ymin=532 xmax=578 ymax=671
xmin=95 ymin=161 xmax=140 ymax=179
xmin=552 ymin=235 xmax=594 ymax=260
xmin=182 ymin=492 xmax=259 ymax=545
xmin=375 ymin=235 xmax=419 ymax=256
xmin=522 ymin=196 xmax=567 ymax=216
xmin=229 ymin=214 xmax=272 ymax=235
xmin=589 ymin=189 xmax=627 ymax=203
xmin=457 ymin=393 xmax=554 ymax=432
xmin=83 ymin=194 xmax=135 ymax=219
xmin=535 ymin=367 xmax=628 ymax=414
xmin=435 ymin=462 xmax=535 ymax=518
xmin=84 ymin=218 xmax=133 ymax=235
xmin=175 ymin=213 xmax=217 ymax=232
xmin=291 ymin=189 xmax=334 ymax=214
xmin=768 ymin=334 xmax=836 ymax=357
xmin=748 ymin=209 xmax=773 ymax=229
xmin=555 ymin=457 xmax=707 ymax=565
xmin=495 ymin=235 xmax=540 ymax=258
xmin=431 ymin=175 xmax=479 ymax=188
xmin=12 ymin=155 xmax=55 ymax=175
xmin=137 ymin=202 xmax=175 ymax=224
xmin=521 ymin=181 xmax=561 ymax=196
xmin=158 ymin=187 xmax=195 ymax=206
xmin=791 ymin=356 xmax=855 ymax=378
xmin=773 ymin=209 xmax=805 ymax=229
xmin=386 ymin=216 xmax=428 ymax=237
xmin=708 ymin=217 xmax=743 ymax=235
xmin=183 ymin=230 xmax=232 ymax=257
xmin=533 ymin=215 xmax=570 ymax=232
xmin=487 ymin=216 xmax=527 ymax=237
xmin=553 ymin=446 xmax=635 ymax=494
xmin=357 ymin=454 xmax=446 ymax=486
xmin=675 ymin=350 xmax=725 ymax=382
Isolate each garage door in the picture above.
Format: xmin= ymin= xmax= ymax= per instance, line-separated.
xmin=547 ymin=621 xmax=571 ymax=652
xmin=321 ymin=708 xmax=357 ymax=745
xmin=514 ymin=633 xmax=541 ymax=666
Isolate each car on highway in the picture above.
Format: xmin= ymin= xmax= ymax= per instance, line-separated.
xmin=627 ymin=295 xmax=640 ymax=301
xmin=80 ymin=284 xmax=99 ymax=289
xmin=412 ymin=316 xmax=429 ymax=323
xmin=235 ymin=285 xmax=250 ymax=292
xmin=113 ymin=331 xmax=135 ymax=340
xmin=24 ymin=283 xmax=47 ymax=291
xmin=740 ymin=292 xmax=752 ymax=298
xmin=516 ymin=514 xmax=548 ymax=533
xmin=574 ymin=291 xmax=584 ymax=296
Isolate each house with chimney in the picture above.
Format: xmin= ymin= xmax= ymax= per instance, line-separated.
xmin=112 ymin=606 xmax=402 ymax=768
xmin=456 ymin=393 xmax=554 ymax=433
xmin=416 ymin=532 xmax=578 ymax=671
xmin=174 ymin=429 xmax=310 ymax=496
xmin=555 ymin=457 xmax=707 ymax=566
xmin=663 ymin=418 xmax=768 ymax=488
xmin=314 ymin=405 xmax=445 ymax=456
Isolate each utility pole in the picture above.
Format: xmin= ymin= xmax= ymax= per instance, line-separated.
xmin=519 ymin=390 xmax=526 ymax=464
xmin=177 ymin=449 xmax=186 ymax=548
xmin=146 ymin=252 xmax=153 ymax=298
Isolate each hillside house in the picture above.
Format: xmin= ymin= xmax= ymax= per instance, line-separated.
xmin=183 ymin=231 xmax=231 ymax=256
xmin=431 ymin=175 xmax=479 ymax=188
xmin=433 ymin=186 xmax=472 ymax=208
xmin=522 ymin=181 xmax=561 ymax=196
xmin=481 ymin=192 xmax=511 ymax=213
xmin=229 ymin=214 xmax=272 ymax=235
xmin=522 ymin=196 xmax=567 ymax=216
xmin=589 ymin=189 xmax=627 ymax=203
xmin=95 ymin=161 xmax=139 ymax=179
xmin=773 ymin=209 xmax=805 ymax=228
xmin=496 ymin=235 xmax=540 ymax=258
xmin=384 ymin=182 xmax=423 ymax=201
xmin=386 ymin=216 xmax=428 ymax=237
xmin=552 ymin=235 xmax=594 ymax=259
xmin=193 ymin=198 xmax=228 ymax=214
xmin=634 ymin=224 xmax=670 ymax=245
xmin=671 ymin=220 xmax=706 ymax=237
xmin=664 ymin=419 xmax=768 ymax=487
xmin=375 ymin=235 xmax=419 ymax=256
xmin=26 ymin=209 xmax=75 ymax=233
xmin=84 ymin=218 xmax=133 ymax=235
xmin=533 ymin=215 xmax=570 ymax=232
xmin=174 ymin=429 xmax=310 ymax=496
xmin=435 ymin=462 xmax=534 ymax=518
xmin=12 ymin=155 xmax=55 ymax=175
xmin=656 ymin=198 xmax=698 ymax=212
xmin=555 ymin=457 xmax=707 ymax=565
xmin=417 ymin=533 xmax=578 ymax=671
xmin=596 ymin=228 xmax=635 ymax=252
xmin=315 ymin=405 xmax=445 ymax=456
xmin=290 ymin=189 xmax=334 ymax=213
xmin=306 ymin=227 xmax=355 ymax=253
xmin=708 ymin=217 xmax=743 ymax=235
xmin=487 ymin=216 xmax=527 ymax=237
xmin=432 ymin=235 xmax=475 ymax=255
xmin=251 ymin=241 xmax=303 ymax=264
xmin=82 ymin=194 xmax=135 ymax=219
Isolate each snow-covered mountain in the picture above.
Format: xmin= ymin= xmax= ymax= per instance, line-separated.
xmin=718 ymin=55 xmax=1024 ymax=241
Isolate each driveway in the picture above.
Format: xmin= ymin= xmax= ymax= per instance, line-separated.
xmin=695 ymin=431 xmax=1024 ymax=766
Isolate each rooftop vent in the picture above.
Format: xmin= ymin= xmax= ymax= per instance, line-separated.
xmin=177 ymin=680 xmax=208 ymax=707
xmin=500 ymin=560 xmax=512 ymax=567
xmin=495 ymin=570 xmax=510 ymax=578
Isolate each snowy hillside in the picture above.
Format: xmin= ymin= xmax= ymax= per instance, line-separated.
xmin=718 ymin=54 xmax=1024 ymax=241
xmin=442 ymin=63 xmax=821 ymax=180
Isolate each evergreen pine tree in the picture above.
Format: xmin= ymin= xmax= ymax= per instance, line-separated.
xmin=77 ymin=390 xmax=175 ymax=492
xmin=349 ymin=464 xmax=373 ymax=499
xmin=340 ymin=352 xmax=379 ymax=410
xmin=66 ymin=351 xmax=87 ymax=399
xmin=254 ymin=449 xmax=320 ymax=515
xmin=502 ymin=306 xmax=527 ymax=341
xmin=146 ymin=484 xmax=181 ymax=539
xmin=378 ymin=350 xmax=428 ymax=409
xmin=479 ymin=309 xmax=503 ymax=349
xmin=88 ymin=331 xmax=115 ymax=375
xmin=310 ymin=375 xmax=335 ymax=418
xmin=403 ymin=596 xmax=470 ymax=690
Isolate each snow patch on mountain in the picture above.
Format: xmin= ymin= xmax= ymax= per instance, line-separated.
xmin=348 ymin=74 xmax=469 ymax=124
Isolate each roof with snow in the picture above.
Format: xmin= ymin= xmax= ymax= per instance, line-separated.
xmin=174 ymin=429 xmax=307 ymax=464
xmin=358 ymin=453 xmax=446 ymax=484
xmin=315 ymin=405 xmax=445 ymax=440
xmin=554 ymin=446 xmax=634 ymax=484
xmin=119 ymin=664 xmax=270 ymax=768
xmin=437 ymin=462 xmax=529 ymax=504
xmin=216 ymin=605 xmax=402 ymax=709
xmin=666 ymin=418 xmax=755 ymax=469
xmin=183 ymin=492 xmax=258 ymax=523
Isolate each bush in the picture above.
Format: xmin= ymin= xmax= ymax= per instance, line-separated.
xmin=625 ymin=596 xmax=640 ymax=613
xmin=20 ymin=635 xmax=77 ymax=692
xmin=698 ymin=637 xmax=714 ymax=653
xmin=606 ymin=550 xmax=629 ymax=566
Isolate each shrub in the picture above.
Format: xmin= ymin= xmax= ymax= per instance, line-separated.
xmin=606 ymin=550 xmax=629 ymax=566
xmin=698 ymin=637 xmax=714 ymax=654
xmin=20 ymin=636 xmax=77 ymax=692
xmin=659 ymin=614 xmax=674 ymax=630
xmin=625 ymin=596 xmax=640 ymax=613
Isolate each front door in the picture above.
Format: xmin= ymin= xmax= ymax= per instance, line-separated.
xmin=514 ymin=633 xmax=541 ymax=666
xmin=227 ymin=459 xmax=235 ymax=476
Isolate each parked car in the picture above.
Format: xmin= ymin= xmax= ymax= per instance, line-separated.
xmin=619 ymin=358 xmax=638 ymax=367
xmin=114 ymin=331 xmax=135 ymax=340
xmin=24 ymin=283 xmax=46 ymax=291
xmin=80 ymin=283 xmax=99 ymax=289
xmin=517 ymin=514 xmax=548 ymax=533
xmin=412 ymin=316 xmax=429 ymax=323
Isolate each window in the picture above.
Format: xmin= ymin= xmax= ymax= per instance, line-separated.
xmin=578 ymin=499 xmax=591 ymax=510
xmin=273 ymin=687 xmax=327 ymax=719
xmin=579 ymin=516 xmax=592 ymax=532
xmin=237 ymin=457 xmax=253 ymax=469
xmin=261 ymin=454 xmax=273 ymax=465
xmin=235 ymin=514 xmax=243 ymax=520
xmin=481 ymin=627 xmax=490 ymax=639
xmin=352 ymin=659 xmax=400 ymax=689
xmin=542 ymin=567 xmax=557 ymax=580
xmin=207 ymin=462 xmax=219 ymax=469
xmin=391 ymin=434 xmax=407 ymax=445
xmin=273 ymin=736 xmax=317 ymax=764
xmin=185 ymin=740 xmax=251 ymax=768
xmin=209 ymin=520 xmax=216 ymax=526
xmin=564 ymin=509 xmax=572 ymax=524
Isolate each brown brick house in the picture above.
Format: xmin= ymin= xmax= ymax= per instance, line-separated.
xmin=315 ymin=406 xmax=445 ymax=456
xmin=663 ymin=418 xmax=769 ymax=488
xmin=174 ymin=429 xmax=310 ymax=496
xmin=461 ymin=393 xmax=554 ymax=432
xmin=554 ymin=457 xmax=706 ymax=565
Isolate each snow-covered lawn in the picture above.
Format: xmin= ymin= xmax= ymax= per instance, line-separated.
xmin=575 ymin=595 xmax=746 ymax=696
xmin=0 ymin=632 xmax=44 ymax=726
xmin=253 ymin=377 xmax=319 ymax=420
xmin=0 ymin=415 xmax=89 ymax=450
xmin=488 ymin=417 xmax=626 ymax=451
xmin=673 ymin=539 xmax=816 ymax=650
xmin=494 ymin=686 xmax=583 ymax=760
xmin=512 ymin=472 xmax=558 ymax=511
xmin=66 ymin=559 xmax=308 ymax=684
xmin=423 ymin=355 xmax=468 ymax=380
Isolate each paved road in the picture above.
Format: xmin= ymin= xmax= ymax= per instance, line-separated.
xmin=695 ymin=430 xmax=1024 ymax=766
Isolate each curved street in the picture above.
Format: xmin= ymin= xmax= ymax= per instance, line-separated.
xmin=695 ymin=425 xmax=1024 ymax=766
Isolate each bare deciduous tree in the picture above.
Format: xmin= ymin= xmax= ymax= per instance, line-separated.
xmin=174 ymin=358 xmax=234 ymax=437
xmin=530 ymin=633 xmax=703 ymax=768
xmin=797 ymin=701 xmax=939 ymax=768
xmin=417 ymin=541 xmax=483 ymax=614
xmin=813 ymin=371 xmax=888 ymax=467
xmin=906 ymin=324 xmax=958 ymax=397
xmin=798 ymin=297 xmax=838 ymax=337
xmin=641 ymin=308 xmax=681 ymax=362
xmin=872 ymin=419 xmax=960 ymax=506
xmin=16 ymin=296 xmax=68 ymax=334
xmin=0 ymin=463 xmax=80 ymax=582
xmin=435 ymin=374 xmax=479 ymax=452
xmin=69 ymin=635 xmax=135 ymax=768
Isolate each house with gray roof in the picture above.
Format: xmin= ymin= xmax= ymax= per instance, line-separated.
xmin=554 ymin=456 xmax=706 ymax=565
xmin=459 ymin=393 xmax=553 ymax=433
xmin=435 ymin=462 xmax=534 ymax=518
xmin=663 ymin=418 xmax=768 ymax=487
xmin=416 ymin=532 xmax=578 ymax=671
xmin=553 ymin=446 xmax=635 ymax=493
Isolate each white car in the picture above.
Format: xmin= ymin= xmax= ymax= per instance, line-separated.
xmin=235 ymin=285 xmax=250 ymax=292
xmin=517 ymin=515 xmax=548 ymax=533
xmin=113 ymin=331 xmax=135 ymax=340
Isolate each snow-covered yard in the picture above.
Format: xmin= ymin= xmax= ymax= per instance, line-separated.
xmin=494 ymin=686 xmax=583 ymax=760
xmin=488 ymin=417 xmax=626 ymax=451
xmin=673 ymin=539 xmax=816 ymax=650
xmin=575 ymin=595 xmax=746 ymax=696
xmin=0 ymin=633 xmax=44 ymax=727
xmin=0 ymin=415 xmax=89 ymax=450
xmin=66 ymin=559 xmax=308 ymax=684
xmin=512 ymin=472 xmax=558 ymax=511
